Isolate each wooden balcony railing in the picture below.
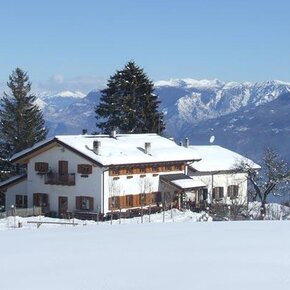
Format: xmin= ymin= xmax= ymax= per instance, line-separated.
xmin=45 ymin=172 xmax=75 ymax=186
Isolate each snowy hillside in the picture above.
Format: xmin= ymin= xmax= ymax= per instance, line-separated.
xmin=0 ymin=215 xmax=289 ymax=290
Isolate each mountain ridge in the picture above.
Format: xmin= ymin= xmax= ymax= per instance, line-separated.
xmin=35 ymin=79 xmax=290 ymax=162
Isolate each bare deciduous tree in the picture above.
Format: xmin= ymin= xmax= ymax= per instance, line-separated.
xmin=139 ymin=177 xmax=153 ymax=223
xmin=235 ymin=148 xmax=289 ymax=217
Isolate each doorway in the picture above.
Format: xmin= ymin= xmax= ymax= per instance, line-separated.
xmin=58 ymin=196 xmax=68 ymax=216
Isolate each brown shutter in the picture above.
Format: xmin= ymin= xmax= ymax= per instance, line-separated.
xmin=132 ymin=194 xmax=139 ymax=207
xmin=78 ymin=164 xmax=92 ymax=174
xmin=76 ymin=196 xmax=81 ymax=210
xmin=146 ymin=193 xmax=152 ymax=205
xmin=120 ymin=196 xmax=127 ymax=208
xmin=42 ymin=163 xmax=49 ymax=172
xmin=33 ymin=193 xmax=39 ymax=206
xmin=43 ymin=194 xmax=49 ymax=207
xmin=35 ymin=162 xmax=49 ymax=172
xmin=59 ymin=161 xmax=68 ymax=174
xmin=87 ymin=165 xmax=92 ymax=174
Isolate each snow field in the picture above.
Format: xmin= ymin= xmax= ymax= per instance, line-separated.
xmin=0 ymin=212 xmax=289 ymax=290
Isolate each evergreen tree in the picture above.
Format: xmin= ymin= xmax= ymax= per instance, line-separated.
xmin=95 ymin=61 xmax=165 ymax=134
xmin=0 ymin=68 xmax=48 ymax=160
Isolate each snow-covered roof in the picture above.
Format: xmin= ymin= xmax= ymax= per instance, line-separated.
xmin=171 ymin=178 xmax=206 ymax=189
xmin=160 ymin=173 xmax=206 ymax=189
xmin=189 ymin=145 xmax=260 ymax=172
xmin=0 ymin=174 xmax=27 ymax=189
xmin=11 ymin=134 xmax=201 ymax=166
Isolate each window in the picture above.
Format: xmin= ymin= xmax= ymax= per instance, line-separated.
xmin=59 ymin=160 xmax=68 ymax=175
xmin=33 ymin=193 xmax=49 ymax=211
xmin=164 ymin=165 xmax=172 ymax=172
xmin=15 ymin=195 xmax=27 ymax=208
xmin=202 ymin=188 xmax=208 ymax=200
xmin=139 ymin=193 xmax=146 ymax=205
xmin=126 ymin=195 xmax=133 ymax=207
xmin=110 ymin=168 xmax=120 ymax=176
xmin=174 ymin=164 xmax=183 ymax=171
xmin=76 ymin=196 xmax=94 ymax=211
xmin=35 ymin=162 xmax=48 ymax=173
xmin=152 ymin=165 xmax=158 ymax=172
xmin=77 ymin=164 xmax=92 ymax=174
xmin=140 ymin=167 xmax=146 ymax=173
xmin=154 ymin=192 xmax=162 ymax=203
xmin=227 ymin=185 xmax=239 ymax=199
xmin=109 ymin=196 xmax=120 ymax=210
xmin=126 ymin=167 xmax=133 ymax=174
xmin=127 ymin=176 xmax=133 ymax=179
xmin=213 ymin=187 xmax=224 ymax=200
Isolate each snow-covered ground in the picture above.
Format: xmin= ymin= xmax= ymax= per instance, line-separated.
xmin=0 ymin=209 xmax=289 ymax=290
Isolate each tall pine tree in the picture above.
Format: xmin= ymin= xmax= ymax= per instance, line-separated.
xmin=95 ymin=61 xmax=165 ymax=134
xmin=0 ymin=68 xmax=48 ymax=159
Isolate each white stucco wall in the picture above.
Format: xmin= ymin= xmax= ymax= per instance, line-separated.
xmin=6 ymin=143 xmax=188 ymax=214
xmin=103 ymin=170 xmax=184 ymax=213
xmin=189 ymin=171 xmax=248 ymax=204
xmin=25 ymin=145 xmax=104 ymax=213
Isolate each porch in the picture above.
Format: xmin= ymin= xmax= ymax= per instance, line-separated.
xmin=159 ymin=174 xmax=208 ymax=211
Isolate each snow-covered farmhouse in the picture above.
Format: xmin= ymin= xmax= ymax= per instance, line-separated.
xmin=0 ymin=133 xmax=207 ymax=217
xmin=188 ymin=145 xmax=260 ymax=206
xmin=0 ymin=133 xmax=260 ymax=218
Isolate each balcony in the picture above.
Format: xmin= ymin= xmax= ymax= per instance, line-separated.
xmin=45 ymin=172 xmax=75 ymax=186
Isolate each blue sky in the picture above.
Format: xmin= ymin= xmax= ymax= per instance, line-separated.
xmin=1 ymin=0 xmax=290 ymax=93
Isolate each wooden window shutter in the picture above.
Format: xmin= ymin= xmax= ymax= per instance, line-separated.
xmin=43 ymin=194 xmax=49 ymax=206
xmin=158 ymin=165 xmax=164 ymax=172
xmin=133 ymin=194 xmax=139 ymax=207
xmin=146 ymin=193 xmax=152 ymax=205
xmin=59 ymin=161 xmax=68 ymax=175
xmin=33 ymin=193 xmax=40 ymax=206
xmin=119 ymin=196 xmax=125 ymax=208
xmin=76 ymin=196 xmax=81 ymax=210
xmin=126 ymin=195 xmax=133 ymax=207
xmin=78 ymin=164 xmax=92 ymax=174
xmin=35 ymin=162 xmax=49 ymax=172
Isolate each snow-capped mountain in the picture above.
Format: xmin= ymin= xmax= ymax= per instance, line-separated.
xmin=36 ymin=80 xmax=290 ymax=162
xmin=154 ymin=79 xmax=290 ymax=136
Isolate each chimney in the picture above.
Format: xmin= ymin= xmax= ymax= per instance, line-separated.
xmin=111 ymin=130 xmax=116 ymax=138
xmin=82 ymin=129 xmax=87 ymax=135
xmin=145 ymin=142 xmax=151 ymax=155
xmin=93 ymin=140 xmax=101 ymax=155
xmin=184 ymin=137 xmax=189 ymax=148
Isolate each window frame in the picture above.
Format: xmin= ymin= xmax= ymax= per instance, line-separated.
xmin=15 ymin=195 xmax=28 ymax=208
xmin=35 ymin=162 xmax=49 ymax=173
xmin=227 ymin=185 xmax=239 ymax=199
xmin=77 ymin=164 xmax=92 ymax=175
xmin=213 ymin=187 xmax=224 ymax=200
